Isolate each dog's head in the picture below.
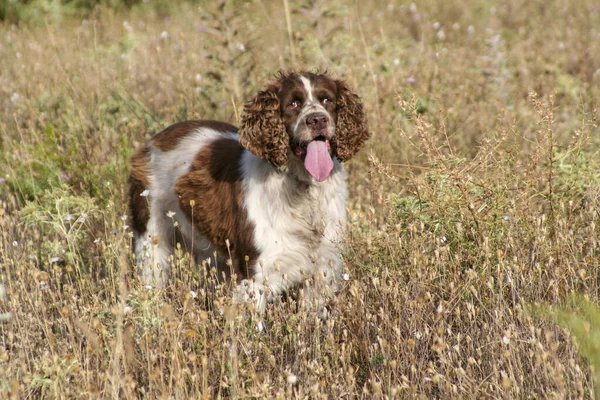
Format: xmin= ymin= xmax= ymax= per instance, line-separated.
xmin=239 ymin=71 xmax=370 ymax=182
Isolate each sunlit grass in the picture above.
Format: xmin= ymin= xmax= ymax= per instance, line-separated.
xmin=1 ymin=0 xmax=600 ymax=397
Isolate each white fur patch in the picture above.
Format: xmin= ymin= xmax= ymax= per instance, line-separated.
xmin=240 ymin=151 xmax=347 ymax=312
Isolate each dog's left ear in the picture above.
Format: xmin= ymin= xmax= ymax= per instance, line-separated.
xmin=239 ymin=84 xmax=288 ymax=168
xmin=332 ymin=79 xmax=371 ymax=162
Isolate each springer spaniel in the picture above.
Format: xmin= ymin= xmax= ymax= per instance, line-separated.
xmin=128 ymin=71 xmax=370 ymax=314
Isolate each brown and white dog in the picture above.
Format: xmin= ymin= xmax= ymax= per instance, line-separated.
xmin=128 ymin=71 xmax=370 ymax=314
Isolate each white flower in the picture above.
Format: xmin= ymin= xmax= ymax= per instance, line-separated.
xmin=122 ymin=225 xmax=129 ymax=230
xmin=256 ymin=320 xmax=265 ymax=333
xmin=12 ymin=241 xmax=17 ymax=247
xmin=123 ymin=306 xmax=133 ymax=314
xmin=166 ymin=211 xmax=176 ymax=218
xmin=140 ymin=189 xmax=150 ymax=197
xmin=160 ymin=31 xmax=169 ymax=39
xmin=190 ymin=290 xmax=198 ymax=298
xmin=144 ymin=285 xmax=153 ymax=290
xmin=502 ymin=335 xmax=510 ymax=345
xmin=10 ymin=93 xmax=20 ymax=103
xmin=286 ymin=374 xmax=298 ymax=385
xmin=123 ymin=21 xmax=133 ymax=33
xmin=63 ymin=214 xmax=73 ymax=221
xmin=93 ymin=238 xmax=101 ymax=244
xmin=342 ymin=273 xmax=350 ymax=281
xmin=50 ymin=257 xmax=61 ymax=263
xmin=120 ymin=215 xmax=128 ymax=221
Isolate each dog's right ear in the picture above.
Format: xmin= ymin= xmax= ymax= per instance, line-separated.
xmin=239 ymin=85 xmax=289 ymax=168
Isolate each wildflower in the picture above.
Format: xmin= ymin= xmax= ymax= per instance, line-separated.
xmin=140 ymin=189 xmax=150 ymax=197
xmin=78 ymin=214 xmax=87 ymax=223
xmin=160 ymin=31 xmax=169 ymax=39
xmin=144 ymin=284 xmax=153 ymax=290
xmin=436 ymin=30 xmax=446 ymax=41
xmin=122 ymin=225 xmax=129 ymax=230
xmin=123 ymin=21 xmax=133 ymax=33
xmin=343 ymin=273 xmax=350 ymax=281
xmin=256 ymin=320 xmax=265 ymax=332
xmin=63 ymin=214 xmax=73 ymax=222
xmin=393 ymin=59 xmax=400 ymax=66
xmin=12 ymin=241 xmax=17 ymax=247
xmin=50 ymin=257 xmax=61 ymax=263
xmin=219 ymin=101 xmax=227 ymax=108
xmin=120 ymin=215 xmax=128 ymax=221
xmin=10 ymin=93 xmax=20 ymax=103
xmin=166 ymin=211 xmax=176 ymax=218
xmin=406 ymin=77 xmax=415 ymax=84
xmin=93 ymin=238 xmax=101 ymax=244
xmin=189 ymin=290 xmax=198 ymax=298
xmin=286 ymin=373 xmax=298 ymax=385
xmin=39 ymin=280 xmax=49 ymax=291
xmin=433 ymin=22 xmax=440 ymax=30
xmin=467 ymin=25 xmax=475 ymax=35
xmin=502 ymin=335 xmax=510 ymax=345
xmin=123 ymin=306 xmax=133 ymax=314
xmin=0 ymin=178 xmax=5 ymax=183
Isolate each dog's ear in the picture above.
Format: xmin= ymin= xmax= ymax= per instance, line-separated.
xmin=239 ymin=85 xmax=288 ymax=168
xmin=332 ymin=79 xmax=371 ymax=162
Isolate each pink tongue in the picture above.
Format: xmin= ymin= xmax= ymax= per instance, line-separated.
xmin=304 ymin=140 xmax=334 ymax=182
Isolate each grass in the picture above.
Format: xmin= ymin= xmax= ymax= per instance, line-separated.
xmin=1 ymin=0 xmax=600 ymax=397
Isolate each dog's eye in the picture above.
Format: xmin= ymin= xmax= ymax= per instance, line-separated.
xmin=322 ymin=98 xmax=333 ymax=106
xmin=289 ymin=100 xmax=301 ymax=109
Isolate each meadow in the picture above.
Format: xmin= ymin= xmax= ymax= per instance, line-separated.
xmin=1 ymin=0 xmax=600 ymax=398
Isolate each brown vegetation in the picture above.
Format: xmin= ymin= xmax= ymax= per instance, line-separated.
xmin=1 ymin=0 xmax=599 ymax=398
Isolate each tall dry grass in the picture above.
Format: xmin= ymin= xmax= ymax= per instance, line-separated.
xmin=1 ymin=0 xmax=600 ymax=398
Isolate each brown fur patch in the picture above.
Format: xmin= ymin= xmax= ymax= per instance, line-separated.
xmin=175 ymin=138 xmax=257 ymax=278
xmin=152 ymin=120 xmax=238 ymax=151
xmin=129 ymin=144 xmax=151 ymax=234
xmin=331 ymin=79 xmax=371 ymax=162
xmin=238 ymin=82 xmax=289 ymax=168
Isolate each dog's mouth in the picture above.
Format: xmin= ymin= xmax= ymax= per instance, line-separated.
xmin=293 ymin=136 xmax=330 ymax=158
xmin=293 ymin=136 xmax=334 ymax=182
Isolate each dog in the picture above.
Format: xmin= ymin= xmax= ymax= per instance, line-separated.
xmin=128 ymin=71 xmax=370 ymax=314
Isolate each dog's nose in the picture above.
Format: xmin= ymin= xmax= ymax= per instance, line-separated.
xmin=306 ymin=113 xmax=328 ymax=130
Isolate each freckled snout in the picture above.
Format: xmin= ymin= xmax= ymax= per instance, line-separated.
xmin=305 ymin=113 xmax=329 ymax=135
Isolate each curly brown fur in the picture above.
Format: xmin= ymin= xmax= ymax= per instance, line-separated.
xmin=238 ymin=82 xmax=289 ymax=168
xmin=332 ymin=79 xmax=371 ymax=162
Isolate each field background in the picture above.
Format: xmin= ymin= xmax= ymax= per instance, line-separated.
xmin=1 ymin=0 xmax=600 ymax=398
